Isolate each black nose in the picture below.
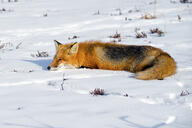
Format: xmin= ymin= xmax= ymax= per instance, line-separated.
xmin=47 ymin=66 xmax=51 ymax=70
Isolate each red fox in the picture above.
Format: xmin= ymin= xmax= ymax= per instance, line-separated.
xmin=47 ymin=40 xmax=176 ymax=80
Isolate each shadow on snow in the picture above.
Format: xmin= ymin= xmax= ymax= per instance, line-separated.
xmin=120 ymin=116 xmax=166 ymax=128
xmin=24 ymin=59 xmax=52 ymax=70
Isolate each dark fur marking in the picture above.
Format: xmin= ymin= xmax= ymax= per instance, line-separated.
xmin=105 ymin=45 xmax=148 ymax=60
xmin=142 ymin=62 xmax=154 ymax=71
xmin=87 ymin=45 xmax=94 ymax=55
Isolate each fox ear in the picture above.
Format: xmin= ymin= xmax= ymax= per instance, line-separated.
xmin=70 ymin=42 xmax=79 ymax=54
xmin=54 ymin=40 xmax=62 ymax=50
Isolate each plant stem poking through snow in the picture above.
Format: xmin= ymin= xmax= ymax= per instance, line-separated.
xmin=90 ymin=88 xmax=105 ymax=96
xmin=43 ymin=14 xmax=48 ymax=17
xmin=16 ymin=42 xmax=22 ymax=49
xmin=180 ymin=90 xmax=190 ymax=96
xmin=60 ymin=73 xmax=68 ymax=91
xmin=177 ymin=15 xmax=181 ymax=22
xmin=93 ymin=10 xmax=100 ymax=15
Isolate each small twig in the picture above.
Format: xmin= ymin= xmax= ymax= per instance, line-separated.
xmin=16 ymin=42 xmax=22 ymax=49
xmin=177 ymin=15 xmax=181 ymax=22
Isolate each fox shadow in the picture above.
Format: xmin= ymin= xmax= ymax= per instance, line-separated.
xmin=24 ymin=59 xmax=52 ymax=70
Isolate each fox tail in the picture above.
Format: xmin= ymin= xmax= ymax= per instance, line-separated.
xmin=136 ymin=53 xmax=176 ymax=80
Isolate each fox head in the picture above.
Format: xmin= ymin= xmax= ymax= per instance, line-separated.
xmin=47 ymin=40 xmax=79 ymax=70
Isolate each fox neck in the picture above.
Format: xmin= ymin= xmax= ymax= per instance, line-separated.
xmin=76 ymin=44 xmax=98 ymax=69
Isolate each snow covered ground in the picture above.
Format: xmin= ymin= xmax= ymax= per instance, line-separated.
xmin=0 ymin=0 xmax=192 ymax=127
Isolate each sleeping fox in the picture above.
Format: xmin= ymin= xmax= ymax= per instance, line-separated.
xmin=47 ymin=40 xmax=176 ymax=80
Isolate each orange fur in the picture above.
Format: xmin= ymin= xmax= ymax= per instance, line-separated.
xmin=48 ymin=40 xmax=176 ymax=80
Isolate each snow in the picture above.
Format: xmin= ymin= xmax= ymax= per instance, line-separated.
xmin=0 ymin=0 xmax=192 ymax=128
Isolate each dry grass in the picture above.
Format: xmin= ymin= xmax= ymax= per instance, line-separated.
xmin=125 ymin=17 xmax=132 ymax=21
xmin=90 ymin=88 xmax=105 ymax=96
xmin=13 ymin=69 xmax=18 ymax=72
xmin=0 ymin=41 xmax=22 ymax=50
xmin=29 ymin=70 xmax=34 ymax=73
xmin=180 ymin=90 xmax=190 ymax=96
xmin=180 ymin=0 xmax=192 ymax=3
xmin=109 ymin=32 xmax=121 ymax=42
xmin=43 ymin=13 xmax=48 ymax=17
xmin=109 ymin=32 xmax=121 ymax=38
xmin=7 ymin=0 xmax=18 ymax=2
xmin=110 ymin=8 xmax=122 ymax=16
xmin=93 ymin=10 xmax=100 ymax=15
xmin=150 ymin=28 xmax=164 ymax=36
xmin=0 ymin=8 xmax=6 ymax=12
xmin=68 ymin=35 xmax=79 ymax=40
xmin=13 ymin=69 xmax=34 ymax=73
xmin=0 ymin=43 xmax=5 ymax=49
xmin=0 ymin=42 xmax=14 ymax=50
xmin=141 ymin=13 xmax=156 ymax=19
xmin=111 ymin=38 xmax=121 ymax=43
xmin=31 ymin=51 xmax=49 ymax=57
xmin=136 ymin=32 xmax=147 ymax=38
xmin=0 ymin=8 xmax=13 ymax=12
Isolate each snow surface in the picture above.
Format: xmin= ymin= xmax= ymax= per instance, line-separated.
xmin=0 ymin=0 xmax=192 ymax=128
